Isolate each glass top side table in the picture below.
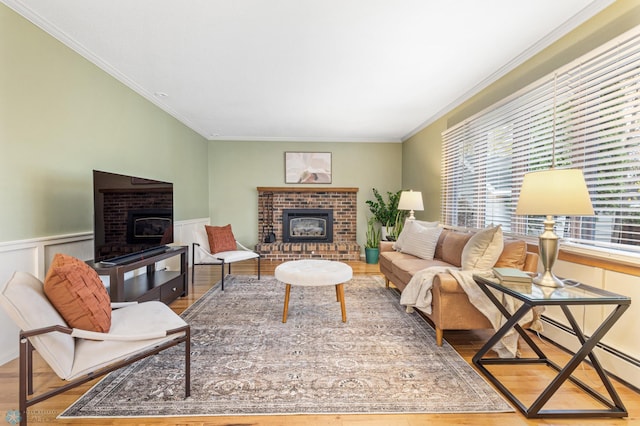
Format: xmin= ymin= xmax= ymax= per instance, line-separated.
xmin=472 ymin=274 xmax=631 ymax=419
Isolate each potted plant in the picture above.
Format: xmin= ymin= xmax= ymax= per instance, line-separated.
xmin=364 ymin=218 xmax=381 ymax=264
xmin=390 ymin=210 xmax=406 ymax=241
xmin=366 ymin=188 xmax=407 ymax=241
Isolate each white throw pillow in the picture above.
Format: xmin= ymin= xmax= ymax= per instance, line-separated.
xmin=461 ymin=225 xmax=503 ymax=270
xmin=393 ymin=219 xmax=439 ymax=251
xmin=399 ymin=224 xmax=443 ymax=260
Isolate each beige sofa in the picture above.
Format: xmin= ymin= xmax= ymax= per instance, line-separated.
xmin=379 ymin=227 xmax=538 ymax=346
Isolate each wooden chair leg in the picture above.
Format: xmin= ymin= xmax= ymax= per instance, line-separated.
xmin=436 ymin=327 xmax=444 ymax=346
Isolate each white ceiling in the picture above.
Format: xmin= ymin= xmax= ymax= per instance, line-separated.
xmin=4 ymin=0 xmax=614 ymax=142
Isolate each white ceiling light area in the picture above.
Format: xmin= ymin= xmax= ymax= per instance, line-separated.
xmin=3 ymin=0 xmax=613 ymax=142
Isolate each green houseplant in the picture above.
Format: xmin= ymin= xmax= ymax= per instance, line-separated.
xmin=366 ymin=188 xmax=408 ymax=241
xmin=364 ymin=217 xmax=381 ymax=264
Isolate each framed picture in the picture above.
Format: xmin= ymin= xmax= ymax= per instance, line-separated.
xmin=285 ymin=152 xmax=332 ymax=184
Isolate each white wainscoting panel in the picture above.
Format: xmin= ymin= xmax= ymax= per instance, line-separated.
xmin=539 ymin=259 xmax=640 ymax=389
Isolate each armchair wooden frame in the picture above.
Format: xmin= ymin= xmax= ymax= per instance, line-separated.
xmin=17 ymin=324 xmax=190 ymax=426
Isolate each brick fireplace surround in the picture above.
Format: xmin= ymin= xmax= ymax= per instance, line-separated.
xmin=255 ymin=187 xmax=360 ymax=261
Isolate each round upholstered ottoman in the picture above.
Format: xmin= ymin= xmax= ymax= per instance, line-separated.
xmin=274 ymin=259 xmax=353 ymax=323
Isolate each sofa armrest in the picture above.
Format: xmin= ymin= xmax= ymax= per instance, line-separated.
xmin=379 ymin=241 xmax=395 ymax=253
xmin=433 ymin=272 xmax=466 ymax=294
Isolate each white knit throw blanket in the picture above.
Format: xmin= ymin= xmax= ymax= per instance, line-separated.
xmin=400 ymin=267 xmax=543 ymax=358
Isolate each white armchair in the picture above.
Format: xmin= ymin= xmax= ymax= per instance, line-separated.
xmin=0 ymin=271 xmax=190 ymax=426
xmin=192 ymin=226 xmax=261 ymax=290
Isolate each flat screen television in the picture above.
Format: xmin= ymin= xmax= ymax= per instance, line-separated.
xmin=93 ymin=170 xmax=174 ymax=264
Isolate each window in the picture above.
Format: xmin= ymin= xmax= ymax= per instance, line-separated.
xmin=442 ymin=26 xmax=640 ymax=254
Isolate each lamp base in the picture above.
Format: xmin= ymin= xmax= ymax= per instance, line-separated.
xmin=535 ymin=215 xmax=564 ymax=288
xmin=532 ymin=270 xmax=565 ymax=288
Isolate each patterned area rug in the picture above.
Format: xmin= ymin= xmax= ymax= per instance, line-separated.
xmin=61 ymin=275 xmax=512 ymax=418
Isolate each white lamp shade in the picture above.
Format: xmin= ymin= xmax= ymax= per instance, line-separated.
xmin=398 ymin=190 xmax=424 ymax=211
xmin=515 ymin=169 xmax=594 ymax=216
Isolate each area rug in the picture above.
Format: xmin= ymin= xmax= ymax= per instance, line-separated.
xmin=60 ymin=275 xmax=512 ymax=418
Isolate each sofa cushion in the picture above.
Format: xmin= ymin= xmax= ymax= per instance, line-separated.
xmin=399 ymin=224 xmax=442 ymax=260
xmin=392 ymin=258 xmax=452 ymax=284
xmin=379 ymin=250 xmax=410 ymax=269
xmin=433 ymin=229 xmax=450 ymax=260
xmin=494 ymin=239 xmax=527 ymax=270
xmin=461 ymin=225 xmax=503 ymax=270
xmin=440 ymin=231 xmax=473 ymax=267
xmin=393 ymin=219 xmax=439 ymax=251
xmin=44 ymin=253 xmax=112 ymax=332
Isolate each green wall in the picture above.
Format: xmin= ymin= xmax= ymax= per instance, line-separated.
xmin=0 ymin=5 xmax=209 ymax=242
xmin=403 ymin=0 xmax=640 ymax=219
xmin=6 ymin=0 xmax=635 ymax=250
xmin=208 ymin=141 xmax=402 ymax=248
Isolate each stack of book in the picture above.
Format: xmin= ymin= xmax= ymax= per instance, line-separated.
xmin=492 ymin=267 xmax=533 ymax=292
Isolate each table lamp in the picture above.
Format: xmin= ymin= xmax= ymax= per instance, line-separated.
xmin=398 ymin=190 xmax=424 ymax=221
xmin=515 ymin=168 xmax=594 ymax=287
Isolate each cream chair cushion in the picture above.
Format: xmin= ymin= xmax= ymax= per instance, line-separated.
xmin=70 ymin=301 xmax=187 ymax=380
xmin=0 ymin=271 xmax=75 ymax=379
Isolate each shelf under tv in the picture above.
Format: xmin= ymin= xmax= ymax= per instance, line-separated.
xmin=88 ymin=246 xmax=188 ymax=304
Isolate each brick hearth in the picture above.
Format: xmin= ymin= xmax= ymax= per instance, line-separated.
xmin=255 ymin=187 xmax=360 ymax=261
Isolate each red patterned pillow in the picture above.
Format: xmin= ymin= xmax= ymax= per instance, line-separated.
xmin=205 ymin=224 xmax=237 ymax=254
xmin=44 ymin=254 xmax=111 ymax=332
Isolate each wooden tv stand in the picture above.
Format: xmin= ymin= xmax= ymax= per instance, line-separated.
xmin=89 ymin=246 xmax=188 ymax=304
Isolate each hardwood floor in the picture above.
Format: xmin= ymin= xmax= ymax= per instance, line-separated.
xmin=1 ymin=259 xmax=639 ymax=425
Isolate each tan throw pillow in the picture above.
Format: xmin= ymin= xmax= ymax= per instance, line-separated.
xmin=433 ymin=229 xmax=450 ymax=260
xmin=399 ymin=224 xmax=443 ymax=260
xmin=440 ymin=231 xmax=473 ymax=267
xmin=205 ymin=224 xmax=237 ymax=254
xmin=494 ymin=239 xmax=527 ymax=270
xmin=44 ymin=253 xmax=111 ymax=332
xmin=461 ymin=225 xmax=503 ymax=270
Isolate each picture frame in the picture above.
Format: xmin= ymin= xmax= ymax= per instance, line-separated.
xmin=285 ymin=152 xmax=332 ymax=184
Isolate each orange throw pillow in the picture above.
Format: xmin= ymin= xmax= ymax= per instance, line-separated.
xmin=44 ymin=253 xmax=111 ymax=332
xmin=494 ymin=239 xmax=527 ymax=270
xmin=205 ymin=224 xmax=237 ymax=254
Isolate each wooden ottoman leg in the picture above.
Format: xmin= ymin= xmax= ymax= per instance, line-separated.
xmin=282 ymin=284 xmax=291 ymax=323
xmin=336 ymin=283 xmax=346 ymax=322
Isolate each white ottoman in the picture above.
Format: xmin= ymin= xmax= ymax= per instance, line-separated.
xmin=275 ymin=259 xmax=353 ymax=323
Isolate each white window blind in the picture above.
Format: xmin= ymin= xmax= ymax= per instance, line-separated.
xmin=442 ymin=25 xmax=640 ymax=253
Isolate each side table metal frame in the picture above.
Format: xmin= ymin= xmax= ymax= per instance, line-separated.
xmin=472 ymin=275 xmax=630 ymax=419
